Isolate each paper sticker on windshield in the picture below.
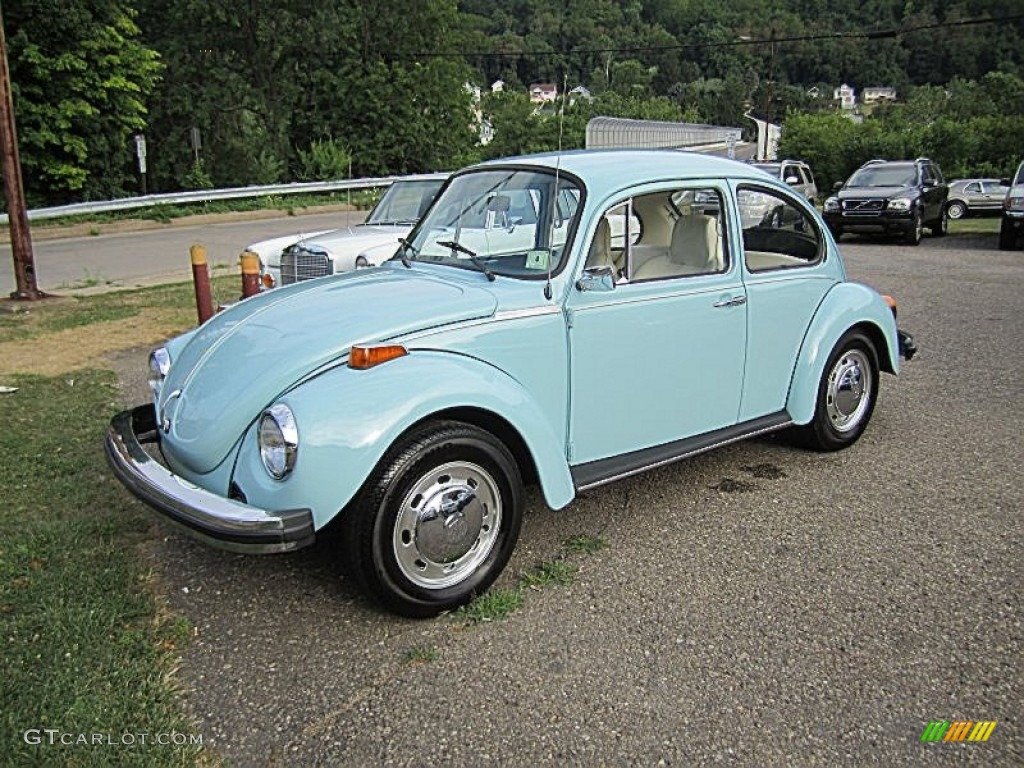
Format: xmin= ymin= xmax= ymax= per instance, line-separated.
xmin=525 ymin=250 xmax=549 ymax=270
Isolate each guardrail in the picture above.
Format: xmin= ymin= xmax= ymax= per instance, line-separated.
xmin=0 ymin=173 xmax=445 ymax=225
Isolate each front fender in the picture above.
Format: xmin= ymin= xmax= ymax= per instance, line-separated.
xmin=787 ymin=282 xmax=900 ymax=425
xmin=231 ymin=351 xmax=574 ymax=531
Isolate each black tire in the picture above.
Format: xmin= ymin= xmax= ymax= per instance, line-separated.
xmin=903 ymin=210 xmax=922 ymax=245
xmin=946 ymin=200 xmax=967 ymax=220
xmin=340 ymin=420 xmax=523 ymax=618
xmin=828 ymin=224 xmax=843 ymax=242
xmin=999 ymin=218 xmax=1016 ymax=250
xmin=793 ymin=331 xmax=879 ymax=452
xmin=930 ymin=206 xmax=948 ymax=237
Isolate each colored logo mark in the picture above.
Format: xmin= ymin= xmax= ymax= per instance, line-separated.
xmin=921 ymin=721 xmax=997 ymax=742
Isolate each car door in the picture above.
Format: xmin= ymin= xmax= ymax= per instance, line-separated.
xmin=735 ymin=182 xmax=838 ymax=422
xmin=566 ymin=183 xmax=746 ymax=469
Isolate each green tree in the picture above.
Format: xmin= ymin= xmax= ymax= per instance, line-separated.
xmin=4 ymin=0 xmax=161 ymax=205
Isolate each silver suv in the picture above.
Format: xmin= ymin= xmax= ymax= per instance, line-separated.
xmin=753 ymin=160 xmax=819 ymax=205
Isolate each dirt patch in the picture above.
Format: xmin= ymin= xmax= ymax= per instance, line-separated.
xmin=0 ymin=307 xmax=184 ymax=377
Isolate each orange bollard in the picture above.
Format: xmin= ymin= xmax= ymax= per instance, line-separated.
xmin=190 ymin=244 xmax=214 ymax=324
xmin=240 ymin=250 xmax=260 ymax=299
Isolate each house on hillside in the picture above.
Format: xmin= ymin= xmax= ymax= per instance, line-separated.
xmin=833 ymin=83 xmax=856 ymax=110
xmin=529 ymin=83 xmax=558 ymax=103
xmin=863 ymin=86 xmax=897 ymax=104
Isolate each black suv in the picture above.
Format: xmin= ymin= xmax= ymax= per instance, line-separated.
xmin=823 ymin=158 xmax=948 ymax=245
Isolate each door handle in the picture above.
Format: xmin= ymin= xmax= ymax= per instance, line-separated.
xmin=713 ymin=295 xmax=747 ymax=308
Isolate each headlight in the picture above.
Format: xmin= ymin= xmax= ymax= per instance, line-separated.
xmin=824 ymin=197 xmax=839 ymax=212
xmin=148 ymin=347 xmax=170 ymax=395
xmin=258 ymin=404 xmax=298 ymax=480
xmin=1007 ymin=196 xmax=1024 ymax=211
xmin=887 ymin=197 xmax=912 ymax=212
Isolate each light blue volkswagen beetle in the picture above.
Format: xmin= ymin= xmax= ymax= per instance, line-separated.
xmin=106 ymin=150 xmax=915 ymax=617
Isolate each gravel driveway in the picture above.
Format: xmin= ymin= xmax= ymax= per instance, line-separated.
xmin=113 ymin=232 xmax=1022 ymax=766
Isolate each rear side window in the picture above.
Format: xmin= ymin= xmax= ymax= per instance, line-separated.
xmin=737 ymin=186 xmax=823 ymax=272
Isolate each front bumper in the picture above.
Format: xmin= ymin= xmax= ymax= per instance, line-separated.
xmin=825 ymin=211 xmax=914 ymax=235
xmin=105 ymin=405 xmax=315 ymax=554
xmin=898 ymin=329 xmax=917 ymax=361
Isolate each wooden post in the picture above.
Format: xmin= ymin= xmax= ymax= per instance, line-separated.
xmin=0 ymin=6 xmax=41 ymax=300
xmin=240 ymin=250 xmax=260 ymax=298
xmin=190 ymin=244 xmax=213 ymax=324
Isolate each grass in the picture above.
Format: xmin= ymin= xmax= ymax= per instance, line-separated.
xmin=457 ymin=534 xmax=608 ymax=623
xmin=948 ymin=216 xmax=1001 ymax=235
xmin=0 ymin=371 xmax=205 ymax=766
xmin=403 ymin=645 xmax=440 ymax=665
xmin=0 ymin=275 xmax=239 ymax=345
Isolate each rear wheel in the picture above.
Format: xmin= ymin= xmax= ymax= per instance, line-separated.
xmin=794 ymin=331 xmax=879 ymax=452
xmin=340 ymin=421 xmax=523 ymax=617
xmin=946 ymin=200 xmax=966 ymax=219
xmin=999 ymin=218 xmax=1017 ymax=250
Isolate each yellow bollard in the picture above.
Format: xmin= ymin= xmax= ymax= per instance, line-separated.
xmin=240 ymin=250 xmax=260 ymax=299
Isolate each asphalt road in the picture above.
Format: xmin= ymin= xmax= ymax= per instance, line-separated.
xmin=107 ymin=231 xmax=1020 ymax=766
xmin=0 ymin=210 xmax=365 ymax=293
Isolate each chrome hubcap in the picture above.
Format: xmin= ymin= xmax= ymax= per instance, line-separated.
xmin=393 ymin=461 xmax=501 ymax=589
xmin=826 ymin=349 xmax=872 ymax=433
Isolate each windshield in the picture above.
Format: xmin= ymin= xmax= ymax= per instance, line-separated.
xmin=846 ymin=165 xmax=917 ymax=188
xmin=403 ymin=168 xmax=583 ymax=279
xmin=365 ymin=179 xmax=446 ymax=225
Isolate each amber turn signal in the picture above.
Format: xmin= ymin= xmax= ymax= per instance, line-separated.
xmin=262 ymin=273 xmax=275 ymax=289
xmin=882 ymin=294 xmax=898 ymax=317
xmin=348 ymin=344 xmax=408 ymax=370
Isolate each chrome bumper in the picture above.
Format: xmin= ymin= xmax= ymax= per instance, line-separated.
xmin=105 ymin=405 xmax=315 ymax=554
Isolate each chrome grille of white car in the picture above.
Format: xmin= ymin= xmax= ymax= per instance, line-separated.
xmin=280 ymin=248 xmax=331 ymax=284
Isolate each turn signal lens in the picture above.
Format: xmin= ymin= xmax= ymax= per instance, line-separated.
xmin=882 ymin=294 xmax=898 ymax=317
xmin=348 ymin=344 xmax=408 ymax=370
xmin=261 ymin=273 xmax=275 ymax=289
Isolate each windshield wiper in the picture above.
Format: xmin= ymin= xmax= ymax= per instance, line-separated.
xmin=397 ymin=237 xmax=417 ymax=268
xmin=436 ymin=240 xmax=495 ymax=282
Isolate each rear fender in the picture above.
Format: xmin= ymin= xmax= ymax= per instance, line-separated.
xmin=787 ymin=282 xmax=900 ymax=425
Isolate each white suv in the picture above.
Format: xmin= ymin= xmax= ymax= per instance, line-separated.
xmin=753 ymin=160 xmax=819 ymax=205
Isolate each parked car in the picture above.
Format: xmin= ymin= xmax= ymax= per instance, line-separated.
xmin=823 ymin=157 xmax=948 ymax=245
xmin=752 ymin=159 xmax=819 ymax=204
xmin=249 ymin=173 xmax=448 ymax=289
xmin=945 ymin=178 xmax=1009 ymax=219
xmin=106 ymin=150 xmax=915 ymax=617
xmin=999 ymin=160 xmax=1024 ymax=250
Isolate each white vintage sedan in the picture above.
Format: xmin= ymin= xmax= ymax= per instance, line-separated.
xmin=250 ymin=173 xmax=448 ymax=289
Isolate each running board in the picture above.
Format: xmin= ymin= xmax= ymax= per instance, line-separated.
xmin=571 ymin=411 xmax=792 ymax=492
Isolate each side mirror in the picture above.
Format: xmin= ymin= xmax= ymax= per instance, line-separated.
xmin=576 ymin=265 xmax=617 ymax=292
xmin=832 ymin=181 xmax=843 ymax=192
xmin=785 ymin=175 xmax=800 ymax=185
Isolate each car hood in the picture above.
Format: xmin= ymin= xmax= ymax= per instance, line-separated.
xmin=838 ymin=185 xmax=914 ymax=200
xmin=271 ymin=224 xmax=414 ymax=267
xmin=160 ymin=267 xmax=497 ymax=473
xmin=246 ymin=230 xmax=333 ymax=263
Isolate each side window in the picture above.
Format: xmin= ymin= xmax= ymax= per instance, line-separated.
xmin=964 ymin=182 xmax=981 ymax=194
xmin=630 ymin=187 xmax=726 ymax=281
xmin=737 ymin=186 xmax=823 ymax=272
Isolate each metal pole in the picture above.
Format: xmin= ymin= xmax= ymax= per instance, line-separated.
xmin=0 ymin=6 xmax=41 ymax=300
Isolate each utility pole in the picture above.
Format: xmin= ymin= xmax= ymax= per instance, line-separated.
xmin=0 ymin=6 xmax=41 ymax=300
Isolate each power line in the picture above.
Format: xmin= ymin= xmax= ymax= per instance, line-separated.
xmin=394 ymin=12 xmax=1024 ymax=59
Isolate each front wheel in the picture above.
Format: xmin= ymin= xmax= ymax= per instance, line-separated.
xmin=930 ymin=207 xmax=948 ymax=237
xmin=340 ymin=421 xmax=523 ymax=617
xmin=903 ymin=210 xmax=922 ymax=245
xmin=793 ymin=331 xmax=879 ymax=452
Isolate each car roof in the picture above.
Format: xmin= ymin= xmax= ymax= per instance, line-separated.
xmin=470 ymin=149 xmax=773 ymax=197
